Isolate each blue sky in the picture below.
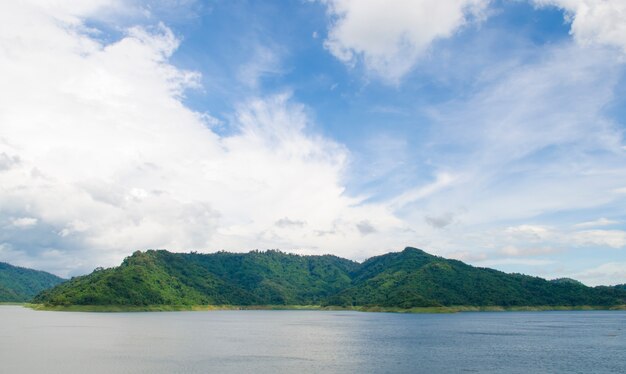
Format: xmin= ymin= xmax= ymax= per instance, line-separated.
xmin=0 ymin=0 xmax=625 ymax=285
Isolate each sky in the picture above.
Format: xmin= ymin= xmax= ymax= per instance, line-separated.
xmin=0 ymin=0 xmax=625 ymax=285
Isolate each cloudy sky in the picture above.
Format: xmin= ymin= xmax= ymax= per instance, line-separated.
xmin=1 ymin=0 xmax=625 ymax=285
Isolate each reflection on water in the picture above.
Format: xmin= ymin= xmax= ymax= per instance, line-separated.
xmin=1 ymin=306 xmax=624 ymax=373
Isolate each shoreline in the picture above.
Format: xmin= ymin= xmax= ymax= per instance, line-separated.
xmin=24 ymin=303 xmax=626 ymax=313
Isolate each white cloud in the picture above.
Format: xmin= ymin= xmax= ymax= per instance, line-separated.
xmin=574 ymin=217 xmax=619 ymax=228
xmin=499 ymin=245 xmax=559 ymax=257
xmin=320 ymin=0 xmax=626 ymax=82
xmin=321 ymin=0 xmax=491 ymax=82
xmin=534 ymin=0 xmax=626 ymax=52
xmin=504 ymin=225 xmax=553 ymax=241
xmin=0 ymin=153 xmax=21 ymax=171
xmin=573 ymin=262 xmax=626 ymax=286
xmin=389 ymin=172 xmax=457 ymax=209
xmin=20 ymin=0 xmax=122 ymax=21
xmin=0 ymin=0 xmax=416 ymax=276
xmin=572 ymin=230 xmax=626 ymax=248
xmin=425 ymin=212 xmax=455 ymax=229
xmin=476 ymin=258 xmax=556 ymax=267
xmin=420 ymin=43 xmax=626 ymax=230
xmin=446 ymin=250 xmax=488 ymax=262
xmin=355 ymin=40 xmax=626 ymax=271
xmin=237 ymin=45 xmax=283 ymax=89
xmin=2 ymin=0 xmax=625 ymax=280
xmin=8 ymin=217 xmax=39 ymax=229
xmin=275 ymin=218 xmax=306 ymax=228
xmin=356 ymin=220 xmax=377 ymax=235
xmin=315 ymin=1 xmax=626 ymax=273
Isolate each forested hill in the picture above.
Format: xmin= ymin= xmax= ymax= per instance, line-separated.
xmin=0 ymin=262 xmax=65 ymax=302
xmin=34 ymin=248 xmax=626 ymax=308
xmin=34 ymin=250 xmax=358 ymax=306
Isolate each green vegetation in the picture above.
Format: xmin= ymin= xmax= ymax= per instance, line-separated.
xmin=34 ymin=250 xmax=357 ymax=307
xmin=27 ymin=303 xmax=626 ymax=313
xmin=325 ymin=248 xmax=626 ymax=308
xmin=0 ymin=262 xmax=65 ymax=302
xmin=33 ymin=247 xmax=626 ymax=310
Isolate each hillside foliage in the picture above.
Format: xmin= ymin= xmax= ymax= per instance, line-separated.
xmin=33 ymin=248 xmax=626 ymax=308
xmin=0 ymin=262 xmax=65 ymax=302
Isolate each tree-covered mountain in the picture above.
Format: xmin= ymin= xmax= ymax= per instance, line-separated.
xmin=34 ymin=250 xmax=358 ymax=306
xmin=0 ymin=262 xmax=65 ymax=302
xmin=34 ymin=248 xmax=626 ymax=308
xmin=325 ymin=248 xmax=625 ymax=307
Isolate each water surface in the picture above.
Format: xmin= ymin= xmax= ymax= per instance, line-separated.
xmin=1 ymin=306 xmax=624 ymax=373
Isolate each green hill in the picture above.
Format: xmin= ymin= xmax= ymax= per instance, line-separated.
xmin=34 ymin=250 xmax=358 ymax=306
xmin=33 ymin=247 xmax=626 ymax=309
xmin=0 ymin=262 xmax=65 ymax=302
xmin=325 ymin=248 xmax=625 ymax=307
xmin=613 ymin=284 xmax=626 ymax=292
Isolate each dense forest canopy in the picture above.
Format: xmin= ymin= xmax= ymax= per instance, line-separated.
xmin=33 ymin=248 xmax=626 ymax=308
xmin=0 ymin=262 xmax=65 ymax=302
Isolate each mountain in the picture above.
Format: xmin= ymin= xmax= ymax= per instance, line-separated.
xmin=325 ymin=248 xmax=625 ymax=307
xmin=34 ymin=250 xmax=358 ymax=306
xmin=33 ymin=247 xmax=626 ymax=309
xmin=0 ymin=262 xmax=66 ymax=302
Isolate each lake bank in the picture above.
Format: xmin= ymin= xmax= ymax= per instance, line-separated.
xmin=26 ymin=303 xmax=626 ymax=313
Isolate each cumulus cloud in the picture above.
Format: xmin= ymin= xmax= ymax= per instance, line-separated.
xmin=320 ymin=0 xmax=491 ymax=82
xmin=318 ymin=8 xmax=626 ymax=271
xmin=504 ymin=225 xmax=553 ymax=241
xmin=476 ymin=258 xmax=556 ymax=267
xmin=0 ymin=153 xmax=21 ymax=171
xmin=320 ymin=0 xmax=626 ymax=82
xmin=425 ymin=212 xmax=455 ymax=229
xmin=573 ymin=262 xmax=626 ymax=286
xmin=2 ymin=0 xmax=626 ymax=280
xmin=314 ymin=0 xmax=626 ymax=277
xmin=8 ymin=217 xmax=39 ymax=229
xmin=275 ymin=218 xmax=306 ymax=228
xmin=499 ymin=245 xmax=559 ymax=257
xmin=574 ymin=217 xmax=619 ymax=228
xmin=0 ymin=0 xmax=416 ymax=276
xmin=572 ymin=230 xmax=626 ymax=248
xmin=356 ymin=220 xmax=376 ymax=235
xmin=494 ymin=226 xmax=626 ymax=255
xmin=446 ymin=250 xmax=487 ymax=262
xmin=534 ymin=0 xmax=626 ymax=52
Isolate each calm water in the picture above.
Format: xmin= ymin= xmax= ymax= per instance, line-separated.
xmin=0 ymin=306 xmax=624 ymax=373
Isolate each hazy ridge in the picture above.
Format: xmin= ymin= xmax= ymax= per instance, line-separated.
xmin=0 ymin=262 xmax=65 ymax=302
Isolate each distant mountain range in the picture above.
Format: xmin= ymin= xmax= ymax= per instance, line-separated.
xmin=33 ymin=248 xmax=626 ymax=308
xmin=0 ymin=262 xmax=65 ymax=302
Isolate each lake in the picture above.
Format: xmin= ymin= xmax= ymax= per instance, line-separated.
xmin=1 ymin=306 xmax=624 ymax=373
